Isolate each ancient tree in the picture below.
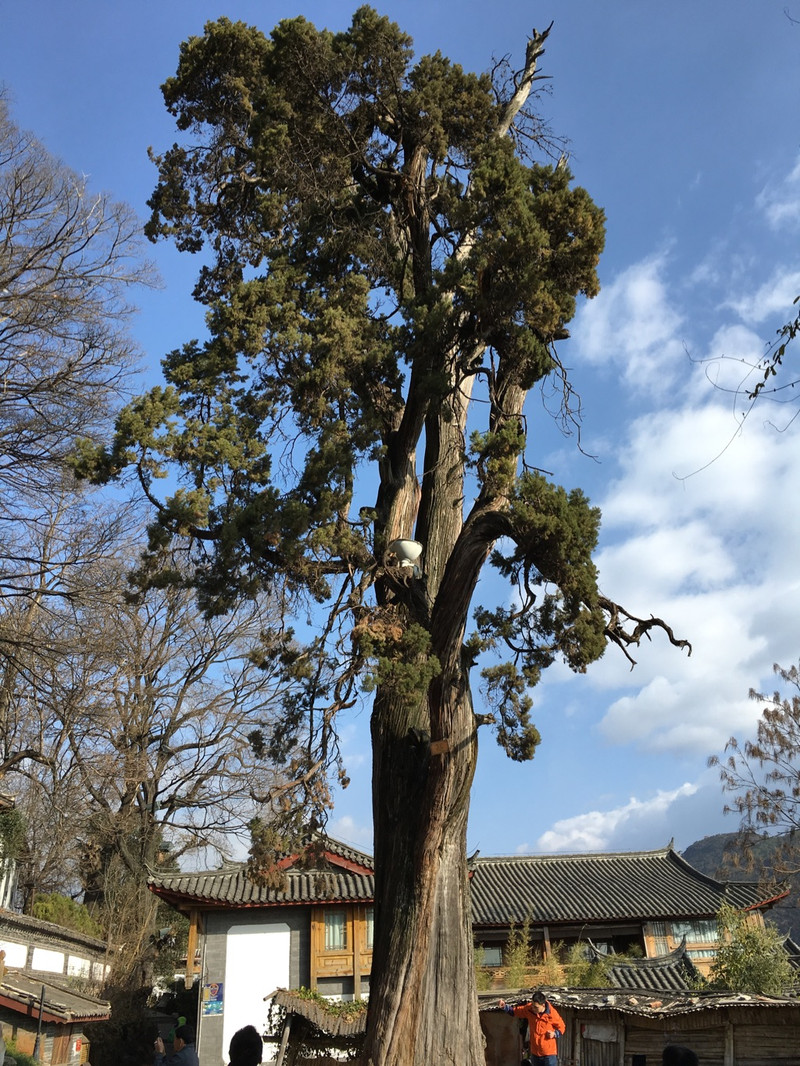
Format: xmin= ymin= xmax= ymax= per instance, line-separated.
xmin=82 ymin=11 xmax=687 ymax=1064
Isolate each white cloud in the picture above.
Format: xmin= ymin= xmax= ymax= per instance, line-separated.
xmin=541 ymin=242 xmax=800 ymax=773
xmin=725 ymin=268 xmax=800 ymax=325
xmin=580 ymin=396 xmax=800 ymax=759
xmin=598 ymin=524 xmax=735 ymax=596
xmin=572 ymin=254 xmax=685 ymax=395
xmin=598 ymin=668 xmax=756 ymax=755
xmin=532 ymin=783 xmax=699 ymax=853
xmin=504 ymin=765 xmax=742 ymax=857
xmin=328 ymin=814 xmax=373 ymax=851
xmin=756 ymin=155 xmax=800 ymax=231
xmin=599 ymin=403 xmax=796 ymax=532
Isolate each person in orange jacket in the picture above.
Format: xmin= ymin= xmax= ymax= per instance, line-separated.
xmin=498 ymin=990 xmax=565 ymax=1065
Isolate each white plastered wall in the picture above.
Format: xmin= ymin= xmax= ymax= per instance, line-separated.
xmin=220 ymin=921 xmax=290 ymax=1065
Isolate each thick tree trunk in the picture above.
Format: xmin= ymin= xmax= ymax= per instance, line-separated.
xmin=361 ymin=663 xmax=484 ymax=1066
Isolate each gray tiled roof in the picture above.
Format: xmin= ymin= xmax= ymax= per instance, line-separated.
xmin=150 ymin=840 xmax=776 ymax=921
xmin=271 ymin=988 xmax=367 ymax=1037
xmin=149 ymin=837 xmax=374 ymax=908
xmin=0 ymin=970 xmax=110 ymax=1022
xmin=470 ymin=846 xmax=774 ymax=926
xmin=150 ymin=866 xmax=374 ymax=907
xmin=782 ymin=935 xmax=800 ymax=969
xmin=0 ymin=908 xmax=107 ymax=952
xmin=478 ymin=987 xmax=800 ymax=1018
xmin=595 ymin=941 xmax=702 ymax=992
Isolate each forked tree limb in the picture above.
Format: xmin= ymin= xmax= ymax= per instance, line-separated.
xmin=598 ymin=595 xmax=692 ymax=668
xmin=0 ymin=748 xmax=55 ymax=775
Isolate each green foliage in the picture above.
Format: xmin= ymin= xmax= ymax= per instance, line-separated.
xmin=473 ymin=947 xmax=494 ymax=991
xmin=504 ymin=914 xmax=534 ymax=989
xmin=31 ymin=893 xmax=104 ymax=938
xmin=748 ymin=295 xmax=800 ymax=401
xmin=528 ymin=948 xmax=566 ymax=988
xmin=708 ymin=903 xmax=797 ymax=994
xmin=86 ymin=6 xmax=607 ymax=642
xmin=478 ymin=662 xmax=540 ymax=761
xmin=290 ymin=985 xmax=368 ymax=1021
xmin=151 ymin=910 xmax=191 ymax=983
xmin=66 ymin=19 xmax=692 ymax=1056
xmin=0 ymin=807 xmax=26 ymax=860
xmin=6 ymin=1040 xmax=41 ymax=1066
xmin=358 ymin=620 xmax=441 ymax=702
xmin=246 ymin=818 xmax=295 ymax=889
xmin=472 ymin=472 xmax=605 ymax=757
xmin=561 ymin=942 xmax=611 ymax=988
xmin=476 ymin=474 xmax=605 ymax=673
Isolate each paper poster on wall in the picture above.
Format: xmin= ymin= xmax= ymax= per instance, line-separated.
xmin=202 ymin=981 xmax=224 ymax=1016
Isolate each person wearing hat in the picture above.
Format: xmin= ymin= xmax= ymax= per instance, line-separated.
xmin=154 ymin=1023 xmax=199 ymax=1066
xmin=166 ymin=1017 xmax=186 ymax=1045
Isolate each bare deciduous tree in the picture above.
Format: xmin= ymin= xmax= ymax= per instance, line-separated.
xmin=5 ymin=548 xmax=291 ymax=989
xmin=0 ymin=98 xmax=151 ymax=494
xmin=711 ymin=660 xmax=800 ymax=877
xmin=0 ymin=96 xmax=153 ymax=797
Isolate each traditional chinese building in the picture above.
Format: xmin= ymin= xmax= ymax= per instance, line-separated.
xmin=149 ymin=838 xmax=787 ymax=1065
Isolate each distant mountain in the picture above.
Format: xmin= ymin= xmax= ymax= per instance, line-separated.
xmin=682 ymin=832 xmax=800 ymax=943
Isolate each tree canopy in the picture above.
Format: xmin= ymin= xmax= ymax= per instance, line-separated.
xmin=81 ymin=9 xmax=684 ymax=805
xmin=709 ymin=903 xmax=797 ymax=995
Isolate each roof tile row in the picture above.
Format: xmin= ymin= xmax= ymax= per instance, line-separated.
xmin=469 ymin=847 xmax=768 ymax=926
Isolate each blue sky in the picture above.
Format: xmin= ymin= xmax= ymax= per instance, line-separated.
xmin=3 ymin=0 xmax=799 ymax=859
